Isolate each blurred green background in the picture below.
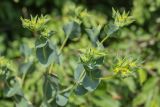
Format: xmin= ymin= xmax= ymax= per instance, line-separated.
xmin=0 ymin=0 xmax=160 ymax=107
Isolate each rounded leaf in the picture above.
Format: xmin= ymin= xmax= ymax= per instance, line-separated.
xmin=75 ymin=85 xmax=88 ymax=95
xmin=56 ymin=94 xmax=68 ymax=106
xmin=82 ymin=75 xmax=100 ymax=92
xmin=63 ymin=21 xmax=81 ymax=39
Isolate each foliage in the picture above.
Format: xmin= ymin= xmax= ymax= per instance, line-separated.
xmin=0 ymin=0 xmax=160 ymax=107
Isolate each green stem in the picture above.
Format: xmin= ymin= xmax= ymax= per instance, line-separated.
xmin=69 ymin=70 xmax=86 ymax=94
xmin=48 ymin=63 xmax=53 ymax=73
xmin=100 ymin=35 xmax=110 ymax=44
xmin=60 ymin=70 xmax=86 ymax=95
xmin=59 ymin=36 xmax=69 ymax=54
xmin=21 ymin=73 xmax=26 ymax=86
xmin=47 ymin=36 xmax=69 ymax=74
xmin=78 ymin=70 xmax=86 ymax=83
xmin=100 ymin=74 xmax=115 ymax=80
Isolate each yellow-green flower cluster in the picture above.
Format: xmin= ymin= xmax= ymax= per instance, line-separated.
xmin=0 ymin=57 xmax=10 ymax=79
xmin=0 ymin=57 xmax=15 ymax=73
xmin=80 ymin=48 xmax=106 ymax=65
xmin=113 ymin=57 xmax=138 ymax=77
xmin=21 ymin=15 xmax=49 ymax=32
xmin=112 ymin=8 xmax=135 ymax=27
xmin=0 ymin=57 xmax=10 ymax=68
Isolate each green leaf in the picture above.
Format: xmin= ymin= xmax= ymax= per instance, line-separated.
xmin=83 ymin=57 xmax=104 ymax=71
xmin=133 ymin=92 xmax=147 ymax=107
xmin=36 ymin=40 xmax=59 ymax=66
xmin=41 ymin=100 xmax=57 ymax=107
xmin=15 ymin=96 xmax=33 ymax=107
xmin=149 ymin=93 xmax=160 ymax=107
xmin=74 ymin=64 xmax=84 ymax=82
xmin=85 ymin=26 xmax=101 ymax=44
xmin=104 ymin=24 xmax=119 ymax=36
xmin=63 ymin=21 xmax=81 ymax=39
xmin=20 ymin=44 xmax=32 ymax=57
xmin=145 ymin=90 xmax=154 ymax=107
xmin=91 ymin=93 xmax=120 ymax=107
xmin=19 ymin=62 xmax=33 ymax=75
xmin=90 ymin=69 xmax=102 ymax=79
xmin=43 ymin=74 xmax=59 ymax=106
xmin=82 ymin=75 xmax=100 ymax=92
xmin=93 ymin=57 xmax=105 ymax=66
xmin=138 ymin=69 xmax=147 ymax=85
xmin=35 ymin=36 xmax=48 ymax=48
xmin=142 ymin=77 xmax=158 ymax=93
xmin=123 ymin=77 xmax=136 ymax=93
xmin=75 ymin=85 xmax=88 ymax=96
xmin=56 ymin=94 xmax=68 ymax=106
xmin=4 ymin=77 xmax=23 ymax=97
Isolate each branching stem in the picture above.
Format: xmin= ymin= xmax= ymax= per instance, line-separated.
xmin=100 ymin=35 xmax=110 ymax=44
xmin=47 ymin=36 xmax=69 ymax=74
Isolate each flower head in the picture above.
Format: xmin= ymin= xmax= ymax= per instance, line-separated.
xmin=113 ymin=57 xmax=139 ymax=78
xmin=112 ymin=8 xmax=135 ymax=27
xmin=21 ymin=15 xmax=49 ymax=32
